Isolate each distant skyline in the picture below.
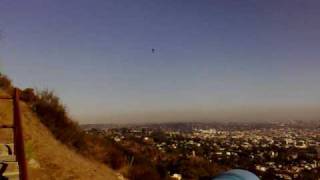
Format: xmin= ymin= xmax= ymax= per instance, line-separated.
xmin=1 ymin=0 xmax=320 ymax=123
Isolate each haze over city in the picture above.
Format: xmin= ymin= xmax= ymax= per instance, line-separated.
xmin=1 ymin=0 xmax=320 ymax=123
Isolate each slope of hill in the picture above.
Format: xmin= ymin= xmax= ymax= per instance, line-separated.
xmin=0 ymin=90 xmax=120 ymax=180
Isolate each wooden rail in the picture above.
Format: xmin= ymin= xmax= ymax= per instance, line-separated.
xmin=0 ymin=88 xmax=28 ymax=180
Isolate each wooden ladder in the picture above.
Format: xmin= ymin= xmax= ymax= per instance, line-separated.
xmin=0 ymin=88 xmax=28 ymax=180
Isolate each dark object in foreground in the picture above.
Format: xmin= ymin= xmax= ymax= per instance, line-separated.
xmin=212 ymin=169 xmax=259 ymax=180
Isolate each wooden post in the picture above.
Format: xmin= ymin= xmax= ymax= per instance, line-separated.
xmin=13 ymin=88 xmax=28 ymax=180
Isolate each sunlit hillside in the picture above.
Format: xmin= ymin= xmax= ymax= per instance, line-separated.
xmin=0 ymin=89 xmax=120 ymax=180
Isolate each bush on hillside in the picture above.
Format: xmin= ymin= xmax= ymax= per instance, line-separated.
xmin=20 ymin=88 xmax=36 ymax=103
xmin=0 ymin=74 xmax=13 ymax=92
xmin=128 ymin=164 xmax=161 ymax=180
xmin=104 ymin=146 xmax=127 ymax=170
xmin=30 ymin=89 xmax=84 ymax=146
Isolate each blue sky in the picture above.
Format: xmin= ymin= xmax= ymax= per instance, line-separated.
xmin=1 ymin=0 xmax=320 ymax=123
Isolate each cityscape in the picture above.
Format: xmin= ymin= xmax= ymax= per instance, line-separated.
xmin=2 ymin=0 xmax=320 ymax=179
xmin=83 ymin=121 xmax=320 ymax=180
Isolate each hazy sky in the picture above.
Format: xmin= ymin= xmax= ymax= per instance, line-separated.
xmin=1 ymin=0 xmax=320 ymax=123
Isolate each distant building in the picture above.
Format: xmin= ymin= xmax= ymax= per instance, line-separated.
xmin=295 ymin=140 xmax=307 ymax=149
xmin=256 ymin=165 xmax=267 ymax=172
xmin=316 ymin=146 xmax=320 ymax=159
xmin=171 ymin=173 xmax=182 ymax=180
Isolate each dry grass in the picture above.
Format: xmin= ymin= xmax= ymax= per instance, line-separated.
xmin=0 ymin=99 xmax=13 ymax=142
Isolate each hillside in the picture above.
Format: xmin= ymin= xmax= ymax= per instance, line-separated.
xmin=0 ymin=90 xmax=120 ymax=180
